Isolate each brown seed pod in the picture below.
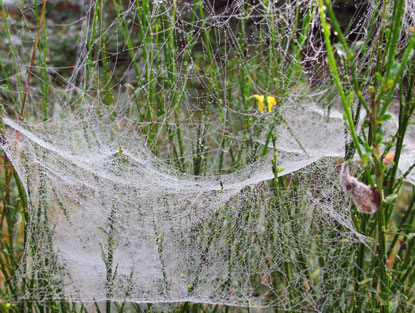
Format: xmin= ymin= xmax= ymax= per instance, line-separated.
xmin=340 ymin=163 xmax=380 ymax=214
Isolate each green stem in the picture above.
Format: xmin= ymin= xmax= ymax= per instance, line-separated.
xmin=318 ymin=1 xmax=364 ymax=159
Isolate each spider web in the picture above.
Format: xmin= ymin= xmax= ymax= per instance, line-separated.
xmin=0 ymin=0 xmax=414 ymax=310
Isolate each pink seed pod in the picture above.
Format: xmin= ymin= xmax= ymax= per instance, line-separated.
xmin=341 ymin=163 xmax=380 ymax=214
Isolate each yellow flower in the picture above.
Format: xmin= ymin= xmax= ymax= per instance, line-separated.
xmin=249 ymin=95 xmax=265 ymax=112
xmin=267 ymin=96 xmax=276 ymax=112
xmin=249 ymin=95 xmax=276 ymax=113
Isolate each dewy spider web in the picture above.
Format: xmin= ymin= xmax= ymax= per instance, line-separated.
xmin=2 ymin=107 xmax=363 ymax=308
xmin=0 ymin=0 xmax=414 ymax=310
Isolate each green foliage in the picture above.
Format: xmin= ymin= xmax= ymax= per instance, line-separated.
xmin=320 ymin=0 xmax=415 ymax=311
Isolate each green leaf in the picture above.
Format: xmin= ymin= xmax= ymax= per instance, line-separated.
xmin=358 ymin=278 xmax=372 ymax=285
xmin=379 ymin=114 xmax=392 ymax=121
xmin=375 ymin=72 xmax=383 ymax=83
xmin=363 ymin=140 xmax=372 ymax=151
xmin=311 ymin=269 xmax=320 ymax=279
xmin=390 ymin=60 xmax=401 ymax=76
xmin=352 ymin=41 xmax=364 ymax=53
xmin=385 ymin=194 xmax=398 ymax=203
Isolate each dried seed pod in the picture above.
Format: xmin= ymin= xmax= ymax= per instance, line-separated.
xmin=340 ymin=163 xmax=380 ymax=214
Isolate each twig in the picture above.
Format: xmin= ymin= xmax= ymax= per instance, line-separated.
xmin=1 ymin=1 xmax=47 ymax=228
xmin=20 ymin=0 xmax=47 ymax=118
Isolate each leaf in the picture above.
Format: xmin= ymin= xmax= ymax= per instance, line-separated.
xmin=358 ymin=278 xmax=372 ymax=285
xmin=375 ymin=72 xmax=383 ymax=84
xmin=311 ymin=269 xmax=320 ymax=279
xmin=390 ymin=62 xmax=401 ymax=76
xmin=352 ymin=41 xmax=364 ymax=53
xmin=379 ymin=114 xmax=392 ymax=121
xmin=361 ymin=153 xmax=369 ymax=163
xmin=384 ymin=194 xmax=398 ymax=203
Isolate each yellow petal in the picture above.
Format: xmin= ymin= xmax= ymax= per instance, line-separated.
xmin=248 ymin=95 xmax=265 ymax=113
xmin=258 ymin=100 xmax=264 ymax=112
xmin=267 ymin=96 xmax=276 ymax=112
xmin=253 ymin=95 xmax=264 ymax=112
